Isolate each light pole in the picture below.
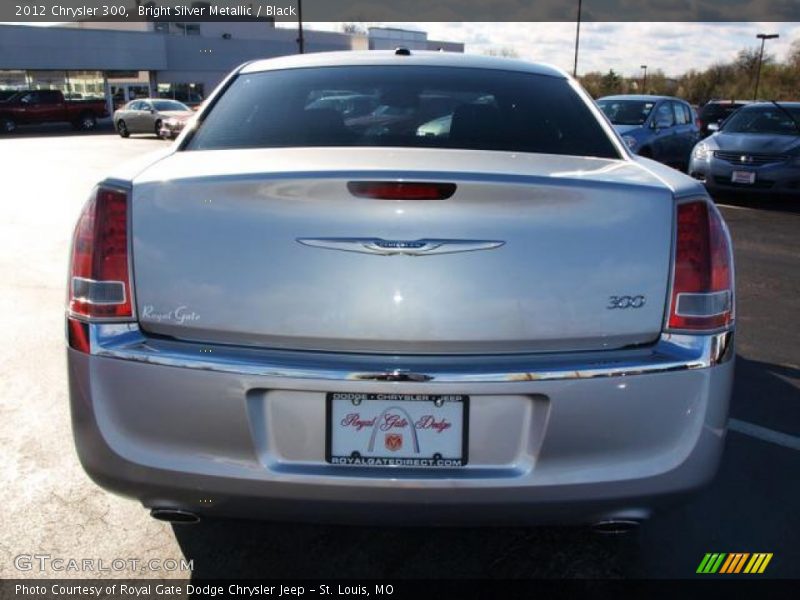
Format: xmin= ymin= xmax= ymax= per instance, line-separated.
xmin=640 ymin=65 xmax=648 ymax=93
xmin=573 ymin=0 xmax=582 ymax=77
xmin=296 ymin=0 xmax=304 ymax=54
xmin=753 ymin=33 xmax=778 ymax=100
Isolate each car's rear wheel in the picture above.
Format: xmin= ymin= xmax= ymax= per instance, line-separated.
xmin=0 ymin=116 xmax=16 ymax=134
xmin=117 ymin=120 xmax=129 ymax=138
xmin=75 ymin=112 xmax=97 ymax=131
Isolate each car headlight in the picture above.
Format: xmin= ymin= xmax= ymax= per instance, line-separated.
xmin=622 ymin=135 xmax=638 ymax=150
xmin=164 ymin=118 xmax=178 ymax=127
xmin=693 ymin=142 xmax=712 ymax=161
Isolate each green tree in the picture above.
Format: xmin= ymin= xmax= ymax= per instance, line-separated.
xmin=579 ymin=43 xmax=800 ymax=103
xmin=600 ymin=69 xmax=623 ymax=95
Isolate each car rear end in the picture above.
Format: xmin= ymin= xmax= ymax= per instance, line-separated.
xmin=66 ymin=52 xmax=735 ymax=526
xmin=158 ymin=114 xmax=191 ymax=139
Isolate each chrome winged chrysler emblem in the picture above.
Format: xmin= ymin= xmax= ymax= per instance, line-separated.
xmin=296 ymin=238 xmax=505 ymax=256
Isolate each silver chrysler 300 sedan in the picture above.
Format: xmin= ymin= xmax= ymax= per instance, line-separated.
xmin=67 ymin=51 xmax=735 ymax=528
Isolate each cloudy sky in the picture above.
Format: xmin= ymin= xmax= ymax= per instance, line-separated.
xmin=289 ymin=22 xmax=800 ymax=77
xmin=10 ymin=20 xmax=800 ymax=77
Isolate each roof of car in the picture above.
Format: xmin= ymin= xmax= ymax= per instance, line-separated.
xmin=750 ymin=101 xmax=800 ymax=107
xmin=598 ymin=94 xmax=682 ymax=102
xmin=240 ymin=50 xmax=568 ymax=79
xmin=125 ymin=98 xmax=188 ymax=103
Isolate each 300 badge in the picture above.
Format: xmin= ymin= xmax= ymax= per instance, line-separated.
xmin=607 ymin=295 xmax=646 ymax=309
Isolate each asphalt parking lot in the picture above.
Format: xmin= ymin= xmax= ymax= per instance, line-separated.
xmin=0 ymin=128 xmax=797 ymax=580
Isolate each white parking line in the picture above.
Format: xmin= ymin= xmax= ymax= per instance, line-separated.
xmin=729 ymin=418 xmax=800 ymax=451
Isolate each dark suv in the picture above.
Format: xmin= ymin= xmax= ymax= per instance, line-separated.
xmin=698 ymin=100 xmax=751 ymax=137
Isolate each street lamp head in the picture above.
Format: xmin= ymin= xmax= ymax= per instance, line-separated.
xmin=753 ymin=33 xmax=779 ymax=101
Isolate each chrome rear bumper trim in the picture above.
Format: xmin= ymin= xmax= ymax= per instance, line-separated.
xmin=83 ymin=323 xmax=733 ymax=383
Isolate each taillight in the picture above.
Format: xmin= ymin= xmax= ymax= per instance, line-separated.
xmin=67 ymin=318 xmax=90 ymax=353
xmin=68 ymin=186 xmax=133 ymax=320
xmin=347 ymin=181 xmax=456 ymax=200
xmin=667 ymin=200 xmax=733 ymax=331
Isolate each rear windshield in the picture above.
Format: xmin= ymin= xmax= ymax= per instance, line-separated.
xmin=152 ymin=100 xmax=190 ymax=112
xmin=700 ymin=103 xmax=745 ymax=122
xmin=186 ymin=66 xmax=619 ymax=158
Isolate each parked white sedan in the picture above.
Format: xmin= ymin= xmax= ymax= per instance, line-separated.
xmin=113 ymin=98 xmax=193 ymax=138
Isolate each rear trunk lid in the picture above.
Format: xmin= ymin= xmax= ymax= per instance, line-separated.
xmin=131 ymin=148 xmax=674 ymax=354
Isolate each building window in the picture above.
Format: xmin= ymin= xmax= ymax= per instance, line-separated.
xmin=171 ymin=22 xmax=201 ymax=36
xmin=0 ymin=70 xmax=28 ymax=98
xmin=26 ymin=70 xmax=69 ymax=94
xmin=65 ymin=71 xmax=105 ymax=100
xmin=157 ymin=83 xmax=205 ymax=106
xmin=0 ymin=70 xmax=104 ymax=101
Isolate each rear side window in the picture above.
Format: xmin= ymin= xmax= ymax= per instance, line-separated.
xmin=152 ymin=100 xmax=189 ymax=112
xmin=187 ymin=66 xmax=619 ymax=159
xmin=654 ymin=103 xmax=675 ymax=127
xmin=701 ymin=103 xmax=743 ymax=123
xmin=700 ymin=105 xmax=722 ymax=121
xmin=673 ymin=102 xmax=689 ymax=125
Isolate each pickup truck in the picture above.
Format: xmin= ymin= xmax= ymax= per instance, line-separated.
xmin=0 ymin=89 xmax=108 ymax=133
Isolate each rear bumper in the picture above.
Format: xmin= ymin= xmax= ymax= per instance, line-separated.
xmin=68 ymin=324 xmax=734 ymax=525
xmin=158 ymin=126 xmax=181 ymax=139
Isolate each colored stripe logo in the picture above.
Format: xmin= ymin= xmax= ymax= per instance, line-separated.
xmin=697 ymin=553 xmax=773 ymax=574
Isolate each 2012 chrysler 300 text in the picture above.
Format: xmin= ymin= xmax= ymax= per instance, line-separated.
xmin=66 ymin=51 xmax=735 ymax=528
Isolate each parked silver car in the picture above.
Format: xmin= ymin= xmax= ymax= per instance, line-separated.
xmin=689 ymin=102 xmax=800 ymax=197
xmin=113 ymin=98 xmax=193 ymax=138
xmin=67 ymin=51 xmax=735 ymax=528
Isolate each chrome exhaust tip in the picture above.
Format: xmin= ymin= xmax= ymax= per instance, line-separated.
xmin=591 ymin=519 xmax=641 ymax=535
xmin=150 ymin=508 xmax=200 ymax=524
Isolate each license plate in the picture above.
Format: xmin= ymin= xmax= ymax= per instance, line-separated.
xmin=326 ymin=393 xmax=468 ymax=467
xmin=731 ymin=170 xmax=756 ymax=184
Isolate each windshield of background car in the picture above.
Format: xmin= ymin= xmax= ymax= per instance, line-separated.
xmin=722 ymin=105 xmax=800 ymax=135
xmin=596 ymin=99 xmax=656 ymax=126
xmin=186 ymin=66 xmax=620 ymax=158
xmin=152 ymin=100 xmax=190 ymax=112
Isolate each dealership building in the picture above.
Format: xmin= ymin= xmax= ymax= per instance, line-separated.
xmin=0 ymin=20 xmax=463 ymax=113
